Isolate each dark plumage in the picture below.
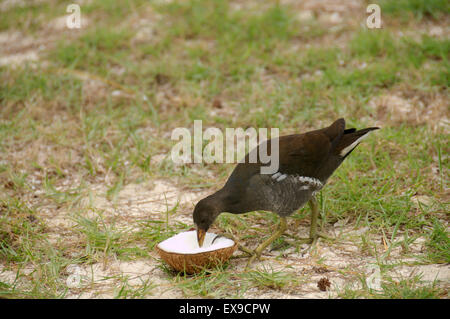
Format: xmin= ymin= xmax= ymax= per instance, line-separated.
xmin=193 ymin=118 xmax=378 ymax=265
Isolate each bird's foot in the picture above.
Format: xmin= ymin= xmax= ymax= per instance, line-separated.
xmin=230 ymin=246 xmax=254 ymax=259
xmin=291 ymin=231 xmax=333 ymax=244
xmin=297 ymin=232 xmax=334 ymax=255
xmin=214 ymin=232 xmax=256 ymax=259
xmin=231 ymin=246 xmax=268 ymax=263
xmin=282 ymin=232 xmax=334 ymax=255
xmin=245 ymin=251 xmax=266 ymax=268
xmin=246 ymin=254 xmax=258 ymax=268
xmin=230 ymin=245 xmax=266 ymax=266
xmin=269 ymin=240 xmax=291 ymax=252
xmin=244 ymin=240 xmax=274 ymax=268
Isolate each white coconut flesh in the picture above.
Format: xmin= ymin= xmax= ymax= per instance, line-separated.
xmin=157 ymin=231 xmax=235 ymax=254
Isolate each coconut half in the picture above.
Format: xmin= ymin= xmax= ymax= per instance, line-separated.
xmin=155 ymin=231 xmax=237 ymax=273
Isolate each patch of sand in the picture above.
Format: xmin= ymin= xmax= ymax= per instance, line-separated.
xmin=79 ymin=179 xmax=207 ymax=219
xmin=0 ymin=31 xmax=40 ymax=67
xmin=370 ymin=92 xmax=449 ymax=132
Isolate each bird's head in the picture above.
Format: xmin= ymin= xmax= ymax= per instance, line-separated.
xmin=193 ymin=197 xmax=221 ymax=247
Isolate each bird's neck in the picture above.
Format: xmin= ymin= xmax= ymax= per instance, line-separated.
xmin=204 ymin=187 xmax=243 ymax=215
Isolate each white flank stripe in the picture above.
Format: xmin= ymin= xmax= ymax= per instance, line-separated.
xmin=272 ymin=172 xmax=282 ymax=179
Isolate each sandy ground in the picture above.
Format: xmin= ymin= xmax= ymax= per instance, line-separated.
xmin=2 ymin=177 xmax=448 ymax=298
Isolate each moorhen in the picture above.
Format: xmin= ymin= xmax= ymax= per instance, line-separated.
xmin=193 ymin=118 xmax=378 ymax=266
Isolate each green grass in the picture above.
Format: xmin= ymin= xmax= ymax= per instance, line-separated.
xmin=114 ymin=277 xmax=155 ymax=299
xmin=170 ymin=266 xmax=301 ymax=298
xmin=379 ymin=276 xmax=447 ymax=298
xmin=174 ymin=270 xmax=242 ymax=298
xmin=0 ymin=1 xmax=53 ymax=32
xmin=0 ymin=198 xmax=75 ymax=298
xmin=244 ymin=267 xmax=299 ymax=290
xmin=0 ymin=198 xmax=45 ymax=263
xmin=338 ymin=274 xmax=447 ymax=299
xmin=425 ymin=219 xmax=450 ymax=264
xmin=52 ymin=27 xmax=135 ymax=72
xmin=380 ymin=0 xmax=449 ymax=21
xmin=0 ymin=0 xmax=449 ymax=299
xmin=72 ymin=213 xmax=125 ymax=259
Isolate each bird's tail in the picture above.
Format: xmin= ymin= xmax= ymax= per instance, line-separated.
xmin=336 ymin=126 xmax=379 ymax=158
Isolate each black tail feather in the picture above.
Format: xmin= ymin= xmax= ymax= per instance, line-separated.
xmin=336 ymin=127 xmax=379 ymax=159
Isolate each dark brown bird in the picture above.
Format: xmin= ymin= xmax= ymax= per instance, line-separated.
xmin=193 ymin=118 xmax=378 ymax=265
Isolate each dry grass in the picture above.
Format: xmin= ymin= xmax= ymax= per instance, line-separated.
xmin=0 ymin=0 xmax=448 ymax=299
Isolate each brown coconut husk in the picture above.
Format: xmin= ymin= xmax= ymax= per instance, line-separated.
xmin=155 ymin=242 xmax=238 ymax=274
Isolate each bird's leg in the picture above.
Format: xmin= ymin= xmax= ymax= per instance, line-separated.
xmin=214 ymin=233 xmax=254 ymax=258
xmin=308 ymin=196 xmax=333 ymax=242
xmin=293 ymin=196 xmax=332 ymax=246
xmin=246 ymin=217 xmax=287 ymax=267
xmin=309 ymin=195 xmax=320 ymax=242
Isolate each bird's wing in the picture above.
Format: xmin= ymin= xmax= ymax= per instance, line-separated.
xmin=239 ymin=171 xmax=323 ymax=214
xmin=278 ymin=118 xmax=346 ymax=176
xmin=227 ymin=119 xmax=346 ymax=182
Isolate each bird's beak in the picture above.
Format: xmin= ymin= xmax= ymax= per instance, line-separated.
xmin=197 ymin=228 xmax=206 ymax=247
